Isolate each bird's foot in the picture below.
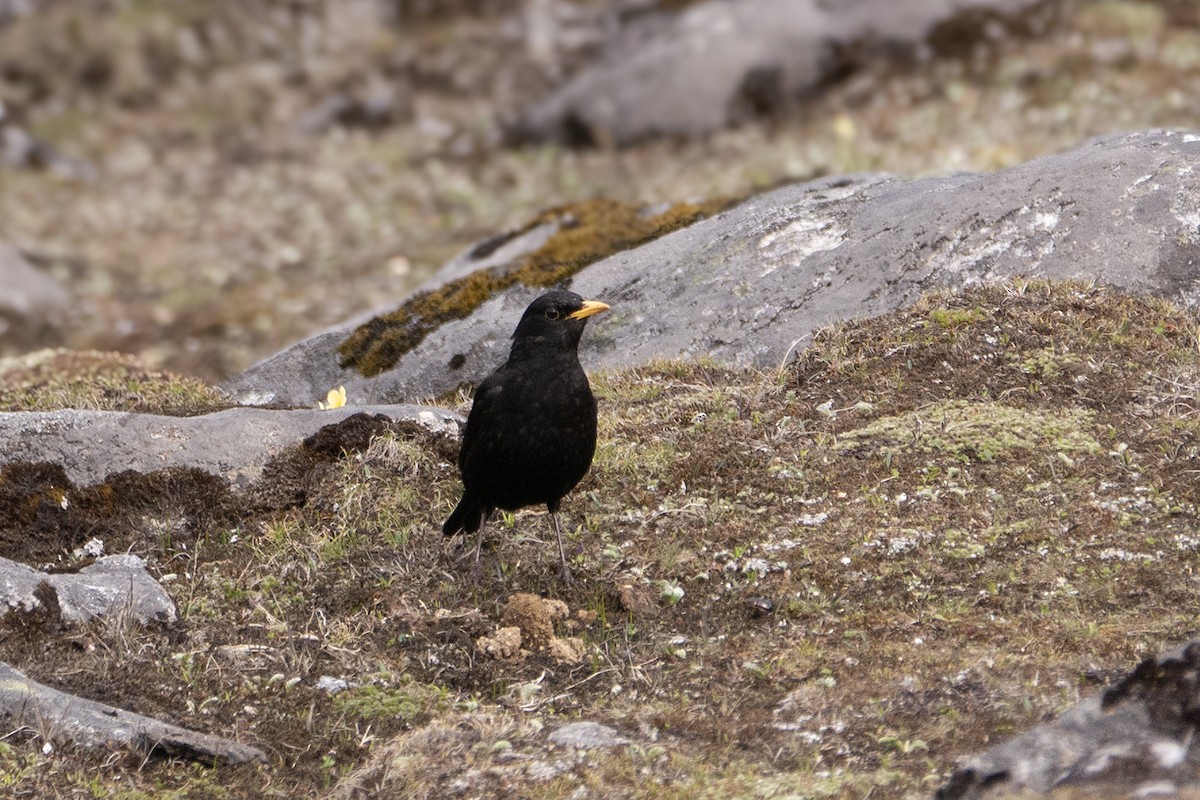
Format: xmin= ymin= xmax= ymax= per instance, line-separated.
xmin=558 ymin=561 xmax=574 ymax=586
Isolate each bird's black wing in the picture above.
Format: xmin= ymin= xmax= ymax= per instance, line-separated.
xmin=458 ymin=370 xmax=505 ymax=472
xmin=443 ymin=372 xmax=506 ymax=536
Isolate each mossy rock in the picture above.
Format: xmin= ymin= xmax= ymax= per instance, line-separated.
xmin=337 ymin=197 xmax=733 ymax=377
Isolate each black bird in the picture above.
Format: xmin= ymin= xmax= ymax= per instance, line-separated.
xmin=443 ymin=290 xmax=610 ymax=583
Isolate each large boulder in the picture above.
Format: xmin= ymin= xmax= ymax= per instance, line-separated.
xmin=224 ymin=130 xmax=1200 ymax=408
xmin=0 ymin=404 xmax=460 ymax=488
xmin=512 ymin=0 xmax=1057 ymax=145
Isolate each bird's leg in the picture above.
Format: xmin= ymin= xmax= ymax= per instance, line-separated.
xmin=472 ymin=525 xmax=486 ymax=573
xmin=552 ymin=513 xmax=573 ymax=585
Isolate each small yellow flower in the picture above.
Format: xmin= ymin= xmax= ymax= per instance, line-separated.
xmin=319 ymin=386 xmax=347 ymax=410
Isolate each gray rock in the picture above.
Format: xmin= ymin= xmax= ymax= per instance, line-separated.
xmin=225 ymin=131 xmax=1200 ymax=407
xmin=513 ymin=0 xmax=1053 ymax=145
xmin=0 ymin=241 xmax=70 ymax=349
xmin=294 ymin=74 xmax=412 ymax=134
xmin=1 ymin=124 xmax=94 ymax=179
xmin=434 ymin=220 xmax=563 ymax=287
xmin=0 ymin=661 xmax=265 ymax=765
xmin=0 ymin=554 xmax=175 ymax=624
xmin=548 ymin=721 xmax=631 ymax=749
xmin=0 ymin=404 xmax=461 ymax=489
xmin=0 ymin=1 xmax=31 ymax=27
xmin=315 ymin=676 xmax=350 ymax=694
xmin=1 ymin=124 xmax=41 ymax=166
xmin=219 ymin=215 xmax=565 ymax=409
xmin=938 ymin=640 xmax=1200 ymax=799
xmin=294 ymin=93 xmax=360 ymax=135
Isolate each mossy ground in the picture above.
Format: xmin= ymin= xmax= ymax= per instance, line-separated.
xmin=2 ymin=281 xmax=1199 ymax=798
xmin=0 ymin=349 xmax=227 ymax=414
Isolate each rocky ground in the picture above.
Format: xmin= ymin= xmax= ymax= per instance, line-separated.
xmin=3 ymin=282 xmax=1200 ymax=798
xmin=2 ymin=1 xmax=1200 ymax=799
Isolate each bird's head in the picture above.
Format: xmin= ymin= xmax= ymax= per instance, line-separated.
xmin=511 ymin=290 xmax=610 ymax=351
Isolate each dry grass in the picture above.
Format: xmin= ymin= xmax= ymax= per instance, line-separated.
xmin=1 ymin=281 xmax=1199 ymax=797
xmin=0 ymin=349 xmax=227 ymax=414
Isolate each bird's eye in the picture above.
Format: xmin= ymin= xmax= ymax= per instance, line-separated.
xmin=545 ymin=308 xmax=560 ymax=320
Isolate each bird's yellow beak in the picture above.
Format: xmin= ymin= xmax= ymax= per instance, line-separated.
xmin=568 ymin=300 xmax=610 ymax=320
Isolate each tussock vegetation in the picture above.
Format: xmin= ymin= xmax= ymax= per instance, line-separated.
xmin=3 ymin=281 xmax=1200 ymax=798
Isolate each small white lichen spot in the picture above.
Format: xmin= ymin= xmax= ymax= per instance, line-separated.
xmin=315 ymin=676 xmax=349 ymax=693
xmin=1032 ymin=211 xmax=1059 ymax=231
xmin=238 ymin=391 xmax=277 ymax=406
xmin=1151 ymin=739 xmax=1187 ymax=769
xmin=758 ymin=211 xmax=848 ymax=276
xmin=1176 ymin=209 xmax=1200 ymax=230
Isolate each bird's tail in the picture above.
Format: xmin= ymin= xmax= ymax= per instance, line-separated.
xmin=443 ymin=495 xmax=486 ymax=536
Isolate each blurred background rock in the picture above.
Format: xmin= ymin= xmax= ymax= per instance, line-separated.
xmin=0 ymin=0 xmax=1196 ymax=380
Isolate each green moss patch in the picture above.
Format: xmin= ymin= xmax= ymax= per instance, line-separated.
xmin=839 ymin=399 xmax=1101 ymax=462
xmin=333 ymin=678 xmax=448 ymax=725
xmin=337 ymin=198 xmax=732 ymax=377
